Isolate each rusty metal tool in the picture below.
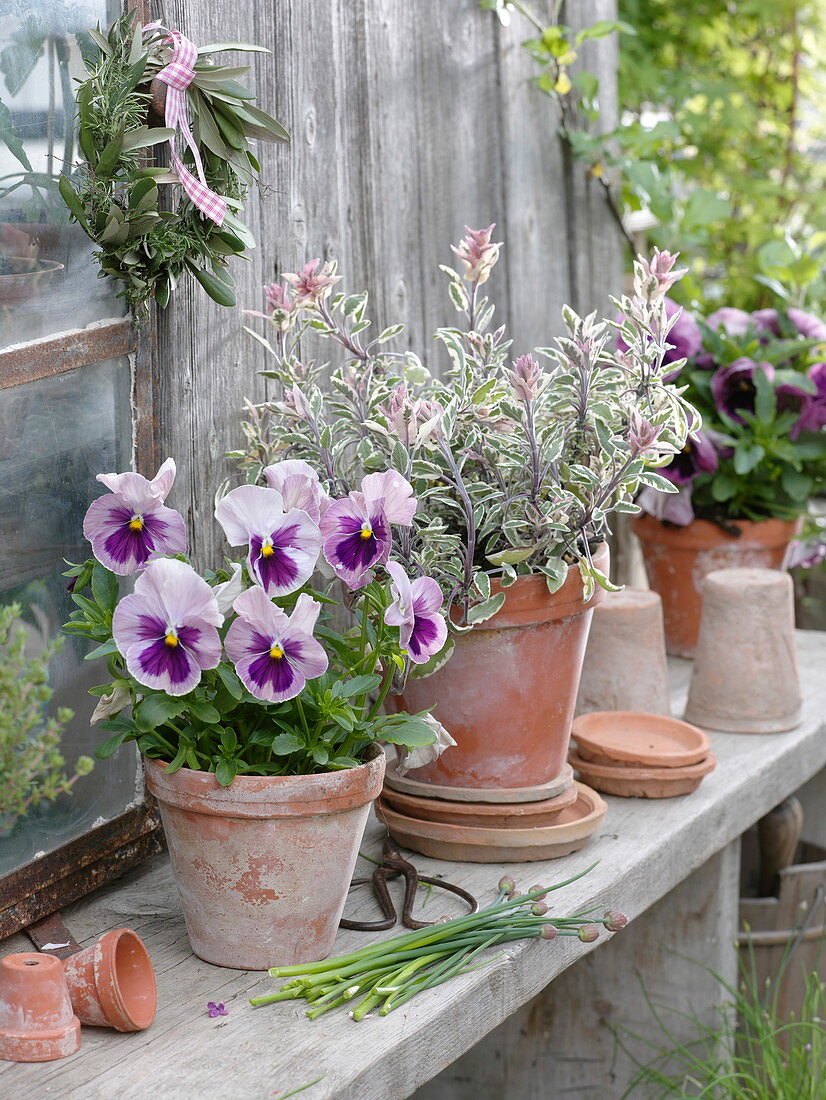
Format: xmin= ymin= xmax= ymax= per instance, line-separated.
xmin=340 ymin=834 xmax=478 ymax=931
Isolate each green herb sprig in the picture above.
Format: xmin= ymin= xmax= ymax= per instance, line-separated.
xmin=250 ymin=866 xmax=627 ymax=1021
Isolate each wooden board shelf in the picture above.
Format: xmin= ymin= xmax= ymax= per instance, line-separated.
xmin=1 ymin=632 xmax=825 ymax=1100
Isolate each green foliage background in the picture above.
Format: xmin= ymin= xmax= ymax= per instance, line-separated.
xmin=615 ymin=0 xmax=826 ymax=310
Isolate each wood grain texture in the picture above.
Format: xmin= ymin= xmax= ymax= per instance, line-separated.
xmin=1 ymin=633 xmax=824 ymax=1100
xmin=415 ymin=841 xmax=741 ymax=1098
xmin=153 ymin=0 xmax=622 ymax=570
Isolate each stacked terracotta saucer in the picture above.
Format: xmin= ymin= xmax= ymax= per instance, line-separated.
xmin=569 ymin=711 xmax=715 ymax=799
xmin=379 ymin=753 xmax=607 ymax=863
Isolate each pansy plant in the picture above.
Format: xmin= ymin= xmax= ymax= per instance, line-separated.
xmin=637 ymin=302 xmax=826 ymax=525
xmin=235 ymin=232 xmax=696 ymax=673
xmin=63 ymin=460 xmax=448 ymax=783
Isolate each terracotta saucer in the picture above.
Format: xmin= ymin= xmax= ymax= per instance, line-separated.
xmin=569 ymin=749 xmax=716 ymax=799
xmin=376 ymin=781 xmax=607 ymax=863
xmin=384 ymin=754 xmax=575 ymax=805
xmin=380 ymin=780 xmax=578 ymax=829
xmin=572 ymin=711 xmax=711 ymax=769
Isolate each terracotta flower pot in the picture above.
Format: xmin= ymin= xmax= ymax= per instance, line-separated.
xmin=144 ymin=749 xmax=385 ymax=971
xmin=0 ymin=953 xmax=80 ymax=1063
xmin=389 ymin=545 xmax=609 ymax=795
xmin=62 ymin=929 xmax=156 ymax=1031
xmin=634 ymin=515 xmax=801 ymax=658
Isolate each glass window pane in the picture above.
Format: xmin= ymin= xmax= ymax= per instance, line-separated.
xmin=0 ymin=357 xmax=138 ymax=875
xmin=0 ymin=1 xmax=125 ymax=351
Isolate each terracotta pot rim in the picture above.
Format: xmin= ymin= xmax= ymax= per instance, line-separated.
xmin=94 ymin=929 xmax=156 ymax=1031
xmin=144 ymin=745 xmax=385 ymax=818
xmin=455 ymin=542 xmax=610 ymax=628
xmin=633 ymin=513 xmax=802 ymax=550
xmin=572 ymin=711 xmax=711 ymax=768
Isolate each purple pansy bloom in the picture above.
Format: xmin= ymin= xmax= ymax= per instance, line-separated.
xmin=207 ymin=1001 xmax=228 ymax=1018
xmin=215 ymin=485 xmax=321 ymax=598
xmin=661 ymin=429 xmax=719 ymax=486
xmin=706 ymin=307 xmax=752 ymax=338
xmin=262 ymin=460 xmax=331 ymax=524
xmin=710 ymin=357 xmax=774 ymax=423
xmin=779 ymin=361 xmax=826 ymax=438
xmin=788 ymin=308 xmax=826 ymax=343
xmin=384 ymin=563 xmax=448 ymax=665
xmin=83 ymin=458 xmax=187 ymax=576
xmin=112 ymin=558 xmax=222 ymax=696
xmin=225 ymin=587 xmax=327 ymax=703
xmin=320 ymin=472 xmax=416 ymax=589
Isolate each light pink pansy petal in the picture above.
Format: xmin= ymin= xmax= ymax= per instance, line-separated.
xmin=232 ymin=584 xmax=290 ymax=634
xmin=361 ymin=471 xmax=416 ymax=526
xmin=142 ymin=557 xmax=224 ymax=629
xmin=411 ymin=575 xmax=444 ymax=616
xmin=263 ymin=460 xmax=331 ymax=523
xmin=148 ymin=458 xmax=176 ymax=500
xmin=212 ymin=563 xmax=245 ymax=616
xmin=214 ymin=484 xmax=286 ymax=546
xmin=289 ymin=592 xmax=322 ymax=636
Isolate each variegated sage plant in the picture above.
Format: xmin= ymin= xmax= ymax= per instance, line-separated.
xmin=235 ymin=233 xmax=698 ymax=675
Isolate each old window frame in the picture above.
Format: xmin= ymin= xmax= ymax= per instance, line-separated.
xmin=0 ymin=0 xmax=164 ymax=939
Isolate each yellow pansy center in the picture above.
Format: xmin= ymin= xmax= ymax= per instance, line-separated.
xmin=360 ymin=525 xmax=373 ymax=540
xmin=269 ymin=645 xmax=284 ymax=659
xmin=261 ymin=541 xmax=275 ymax=557
xmin=129 ymin=515 xmax=144 ymax=531
xmin=165 ymin=633 xmax=178 ymax=647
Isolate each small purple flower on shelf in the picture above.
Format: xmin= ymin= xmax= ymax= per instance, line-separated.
xmin=207 ymin=1001 xmax=228 ymax=1017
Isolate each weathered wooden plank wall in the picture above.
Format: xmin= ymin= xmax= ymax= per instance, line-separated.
xmin=156 ymin=0 xmax=622 ymax=568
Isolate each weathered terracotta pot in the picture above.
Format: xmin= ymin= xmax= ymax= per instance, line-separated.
xmin=389 ymin=545 xmax=609 ymax=794
xmin=62 ymin=929 xmax=156 ymax=1031
xmin=684 ymin=568 xmax=801 ymax=733
xmin=634 ymin=515 xmax=801 ymax=658
xmin=145 ymin=750 xmax=385 ymax=971
xmin=0 ymin=953 xmax=80 ymax=1063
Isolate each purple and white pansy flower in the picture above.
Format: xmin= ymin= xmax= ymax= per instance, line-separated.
xmin=384 ymin=562 xmax=448 ymax=665
xmin=112 ymin=558 xmax=223 ymax=696
xmin=262 ymin=459 xmax=332 ymax=524
xmin=225 ymin=586 xmax=328 ymax=703
xmin=320 ymin=471 xmax=416 ymax=589
xmin=215 ymin=484 xmax=321 ymax=598
xmin=83 ymin=458 xmax=187 ymax=575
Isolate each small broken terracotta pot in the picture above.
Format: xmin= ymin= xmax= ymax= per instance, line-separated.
xmin=576 ymin=588 xmax=671 ymax=716
xmin=377 ymin=781 xmax=606 ymax=863
xmin=572 ymin=711 xmax=710 ymax=769
xmin=633 ymin=515 xmax=801 ymax=658
xmin=380 ymin=780 xmax=578 ymax=828
xmin=684 ymin=568 xmax=801 ymax=734
xmin=0 ymin=953 xmax=80 ymax=1063
xmin=145 ymin=748 xmax=385 ymax=970
xmin=569 ymin=749 xmax=716 ymax=799
xmin=62 ymin=929 xmax=156 ymax=1031
xmin=388 ymin=545 xmax=609 ymax=794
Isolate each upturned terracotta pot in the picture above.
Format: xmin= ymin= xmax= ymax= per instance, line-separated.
xmin=144 ymin=749 xmax=385 ymax=971
xmin=389 ymin=545 xmax=609 ymax=794
xmin=62 ymin=929 xmax=156 ymax=1031
xmin=634 ymin=515 xmax=801 ymax=658
xmin=0 ymin=953 xmax=80 ymax=1063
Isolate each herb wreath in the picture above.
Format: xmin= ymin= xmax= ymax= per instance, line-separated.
xmin=59 ymin=13 xmax=288 ymax=310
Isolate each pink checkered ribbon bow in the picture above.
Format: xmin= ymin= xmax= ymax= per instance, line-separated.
xmin=153 ymin=28 xmax=228 ymax=226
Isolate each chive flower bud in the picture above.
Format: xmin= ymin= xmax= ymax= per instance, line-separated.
xmin=529 ymin=884 xmax=549 ymax=900
xmin=531 ymin=902 xmax=548 ymax=916
xmin=540 ymin=924 xmax=558 ymax=941
xmin=498 ymin=875 xmax=516 ymax=896
xmin=603 ymin=910 xmax=629 ymax=932
xmin=578 ymin=924 xmax=601 ymax=943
